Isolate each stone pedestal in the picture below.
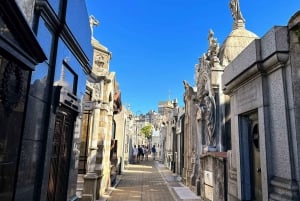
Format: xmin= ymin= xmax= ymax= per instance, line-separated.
xmin=82 ymin=172 xmax=100 ymax=201
xmin=204 ymin=145 xmax=217 ymax=153
xmin=81 ymin=194 xmax=93 ymax=201
xmin=199 ymin=152 xmax=227 ymax=201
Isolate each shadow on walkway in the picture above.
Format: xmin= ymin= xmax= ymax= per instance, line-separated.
xmin=101 ymin=159 xmax=199 ymax=201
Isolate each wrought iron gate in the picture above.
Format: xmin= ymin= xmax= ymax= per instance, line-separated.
xmin=47 ymin=106 xmax=75 ymax=201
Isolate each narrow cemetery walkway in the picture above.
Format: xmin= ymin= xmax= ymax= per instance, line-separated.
xmin=102 ymin=157 xmax=199 ymax=201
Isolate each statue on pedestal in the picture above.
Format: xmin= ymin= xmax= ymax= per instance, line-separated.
xmin=229 ymin=0 xmax=245 ymax=29
xmin=196 ymin=56 xmax=217 ymax=150
xmin=229 ymin=0 xmax=245 ymax=22
xmin=203 ymin=92 xmax=216 ymax=146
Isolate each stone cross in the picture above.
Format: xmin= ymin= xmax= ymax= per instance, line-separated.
xmin=89 ymin=15 xmax=99 ymax=39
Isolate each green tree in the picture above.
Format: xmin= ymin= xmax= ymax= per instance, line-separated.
xmin=140 ymin=124 xmax=153 ymax=140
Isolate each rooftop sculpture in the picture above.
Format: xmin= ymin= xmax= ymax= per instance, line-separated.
xmin=229 ymin=0 xmax=245 ymax=28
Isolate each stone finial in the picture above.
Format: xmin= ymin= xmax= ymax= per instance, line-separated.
xmin=183 ymin=80 xmax=195 ymax=103
xmin=208 ymin=29 xmax=214 ymax=47
xmin=229 ymin=0 xmax=245 ymax=29
xmin=89 ymin=15 xmax=99 ymax=39
xmin=207 ymin=29 xmax=219 ymax=58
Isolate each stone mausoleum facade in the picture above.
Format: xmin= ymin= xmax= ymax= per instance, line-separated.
xmin=223 ymin=10 xmax=300 ymax=201
xmin=77 ymin=16 xmax=122 ymax=201
xmin=182 ymin=1 xmax=300 ymax=201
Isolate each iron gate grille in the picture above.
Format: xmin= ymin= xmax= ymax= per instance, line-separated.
xmin=47 ymin=107 xmax=75 ymax=201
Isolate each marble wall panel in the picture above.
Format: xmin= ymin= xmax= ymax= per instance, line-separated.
xmin=39 ymin=112 xmax=56 ymax=201
xmin=267 ymin=69 xmax=291 ymax=178
xmin=23 ymin=95 xmax=48 ymax=141
xmin=15 ymin=140 xmax=43 ymax=201
xmin=67 ymin=145 xmax=78 ymax=200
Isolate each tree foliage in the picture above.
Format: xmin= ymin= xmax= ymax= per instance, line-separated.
xmin=140 ymin=124 xmax=153 ymax=139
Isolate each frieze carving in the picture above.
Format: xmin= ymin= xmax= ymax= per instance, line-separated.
xmin=0 ymin=61 xmax=25 ymax=114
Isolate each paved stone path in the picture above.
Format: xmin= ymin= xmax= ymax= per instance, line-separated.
xmin=102 ymin=159 xmax=200 ymax=201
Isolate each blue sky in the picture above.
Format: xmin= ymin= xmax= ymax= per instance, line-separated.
xmin=86 ymin=1 xmax=300 ymax=114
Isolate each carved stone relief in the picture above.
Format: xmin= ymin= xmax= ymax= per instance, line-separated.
xmin=196 ymin=51 xmax=217 ymax=148
xmin=94 ymin=55 xmax=105 ymax=70
xmin=0 ymin=60 xmax=26 ymax=114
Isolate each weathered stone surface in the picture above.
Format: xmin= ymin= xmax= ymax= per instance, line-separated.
xmin=260 ymin=26 xmax=288 ymax=60
xmin=200 ymin=153 xmax=226 ymax=201
xmin=223 ymin=11 xmax=300 ymax=201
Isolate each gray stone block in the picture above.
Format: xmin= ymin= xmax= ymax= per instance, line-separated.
xmin=80 ymin=194 xmax=93 ymax=201
xmin=260 ymin=26 xmax=288 ymax=61
xmin=222 ymin=39 xmax=260 ymax=90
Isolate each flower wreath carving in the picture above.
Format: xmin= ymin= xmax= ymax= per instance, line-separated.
xmin=0 ymin=61 xmax=24 ymax=114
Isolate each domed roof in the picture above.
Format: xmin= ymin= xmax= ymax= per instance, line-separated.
xmin=219 ymin=25 xmax=258 ymax=66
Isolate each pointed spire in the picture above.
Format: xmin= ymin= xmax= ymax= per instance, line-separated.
xmin=54 ymin=57 xmax=71 ymax=88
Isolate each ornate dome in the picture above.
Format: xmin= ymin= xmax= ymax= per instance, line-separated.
xmin=218 ymin=23 xmax=258 ymax=66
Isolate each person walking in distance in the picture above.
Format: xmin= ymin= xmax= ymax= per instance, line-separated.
xmin=132 ymin=145 xmax=138 ymax=163
xmin=144 ymin=146 xmax=149 ymax=160
xmin=151 ymin=145 xmax=156 ymax=160
xmin=137 ymin=145 xmax=143 ymax=162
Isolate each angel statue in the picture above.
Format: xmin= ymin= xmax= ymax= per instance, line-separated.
xmin=203 ymin=91 xmax=216 ymax=146
xmin=229 ymin=0 xmax=245 ymax=23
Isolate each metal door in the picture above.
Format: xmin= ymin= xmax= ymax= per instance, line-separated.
xmin=251 ymin=123 xmax=262 ymax=201
xmin=47 ymin=106 xmax=75 ymax=201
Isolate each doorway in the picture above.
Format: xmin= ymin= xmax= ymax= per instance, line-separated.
xmin=239 ymin=112 xmax=262 ymax=201
xmin=47 ymin=106 xmax=75 ymax=201
xmin=251 ymin=121 xmax=262 ymax=201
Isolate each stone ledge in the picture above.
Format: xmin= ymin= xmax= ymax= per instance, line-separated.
xmin=200 ymin=152 xmax=227 ymax=159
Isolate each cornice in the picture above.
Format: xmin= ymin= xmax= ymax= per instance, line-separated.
xmin=0 ymin=0 xmax=47 ymax=64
